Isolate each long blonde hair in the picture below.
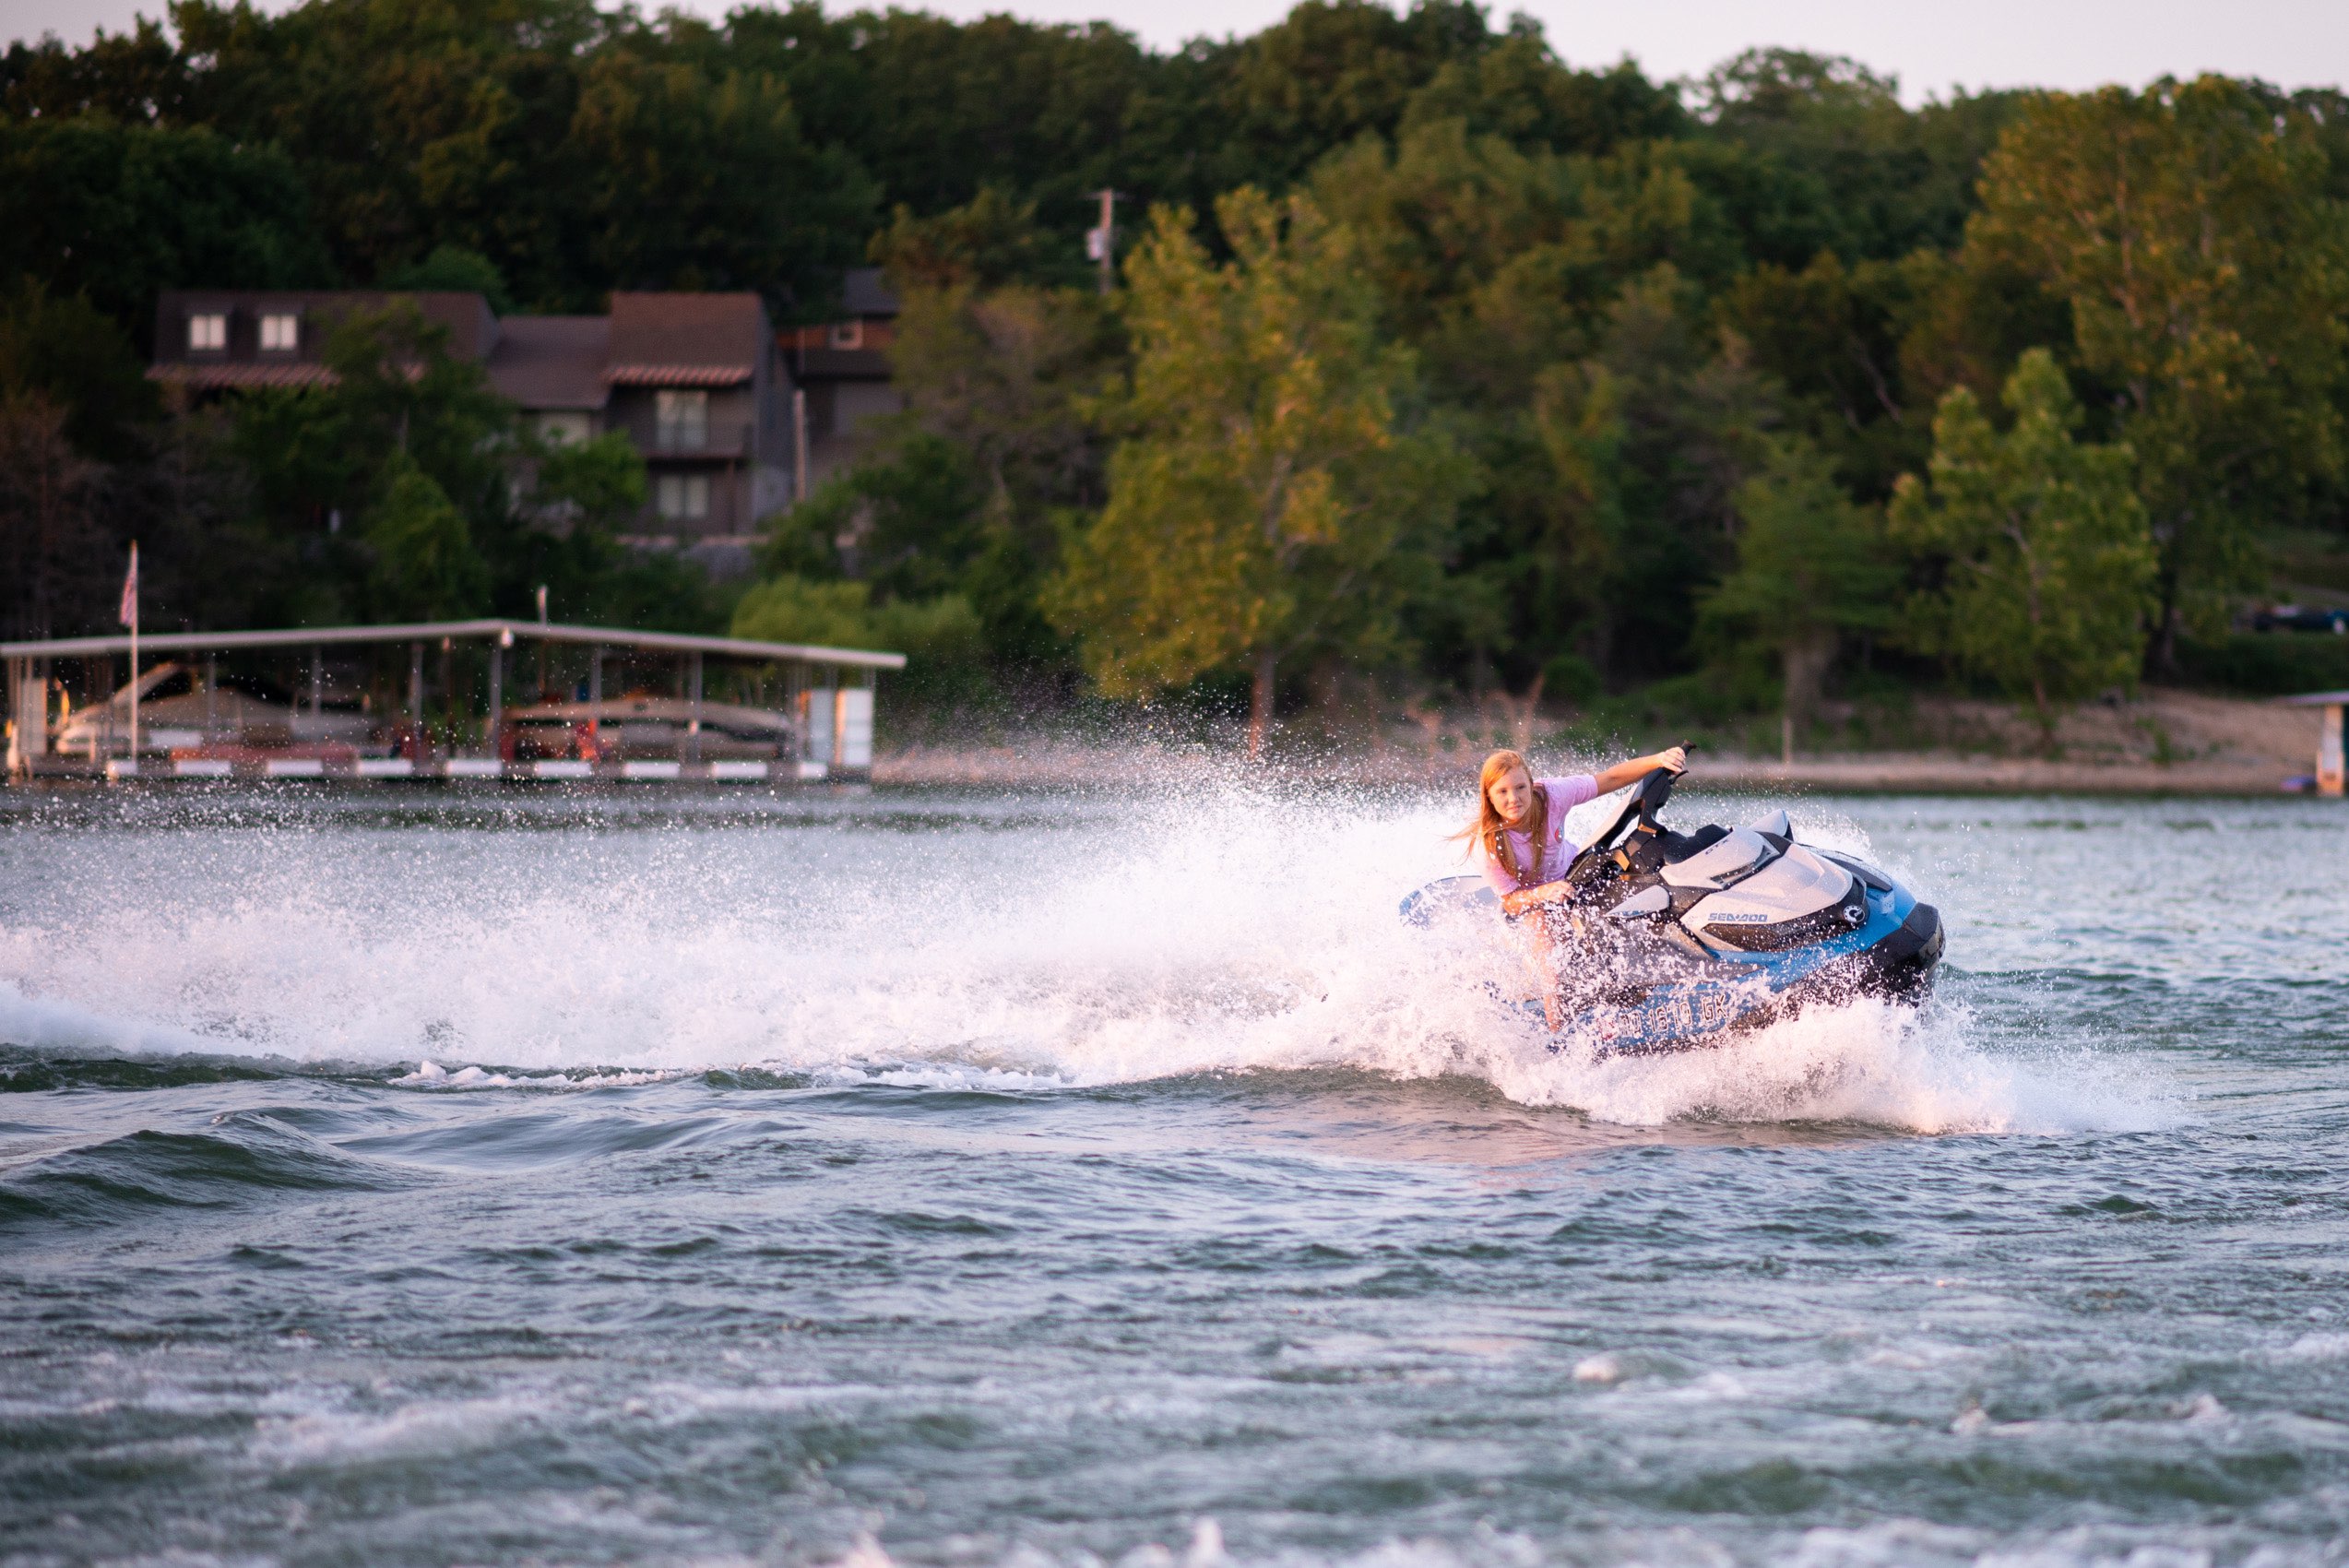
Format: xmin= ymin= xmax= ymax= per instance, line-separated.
xmin=1456 ymin=748 xmax=1547 ymax=885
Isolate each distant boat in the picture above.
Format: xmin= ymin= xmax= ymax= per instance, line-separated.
xmin=52 ymin=662 xmax=376 ymax=757
xmin=498 ymin=695 xmax=796 ymax=762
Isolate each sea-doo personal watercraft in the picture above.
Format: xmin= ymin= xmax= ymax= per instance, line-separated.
xmin=1401 ymin=768 xmax=1942 ymax=1054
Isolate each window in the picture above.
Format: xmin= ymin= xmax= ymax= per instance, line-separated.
xmin=187 ymin=314 xmax=227 ymax=351
xmin=827 ymin=320 xmax=864 ymax=350
xmin=655 ymin=389 xmax=708 ymax=451
xmin=258 ymin=313 xmax=300 ymax=351
xmin=657 ymin=472 xmax=709 ymax=522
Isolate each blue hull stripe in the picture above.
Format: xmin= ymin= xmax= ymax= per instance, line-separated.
xmin=1560 ymin=885 xmax=1919 ymax=1055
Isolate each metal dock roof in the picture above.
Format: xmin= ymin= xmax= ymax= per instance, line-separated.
xmin=1 ymin=618 xmax=906 ymax=671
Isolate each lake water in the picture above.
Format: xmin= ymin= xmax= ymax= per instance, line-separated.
xmin=3 ymin=779 xmax=2345 ymax=1568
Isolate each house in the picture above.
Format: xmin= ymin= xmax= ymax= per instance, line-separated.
xmin=779 ymin=267 xmax=905 ymax=494
xmin=149 ymin=289 xmax=792 ymax=566
xmin=148 ymin=291 xmax=500 ymax=389
xmin=595 ymin=292 xmax=791 ymax=544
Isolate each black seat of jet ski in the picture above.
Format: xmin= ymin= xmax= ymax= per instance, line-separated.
xmin=1661 ymin=824 xmax=1730 ymax=862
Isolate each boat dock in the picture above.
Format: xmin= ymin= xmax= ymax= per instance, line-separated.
xmin=4 ymin=618 xmax=905 ymax=785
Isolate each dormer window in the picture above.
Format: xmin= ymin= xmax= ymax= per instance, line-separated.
xmin=259 ymin=313 xmax=300 ymax=351
xmin=188 ymin=314 xmax=227 ymax=351
xmin=827 ymin=320 xmax=863 ymax=350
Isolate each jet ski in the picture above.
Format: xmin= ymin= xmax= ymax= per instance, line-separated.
xmin=1400 ymin=768 xmax=1942 ymax=1054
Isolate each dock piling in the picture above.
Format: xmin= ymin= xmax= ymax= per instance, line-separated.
xmin=409 ymin=642 xmax=424 ymax=757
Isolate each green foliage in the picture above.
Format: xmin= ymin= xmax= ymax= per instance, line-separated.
xmin=1400 ymin=31 xmax=1686 ymax=154
xmin=1889 ymin=350 xmax=2158 ymax=730
xmin=0 ymin=277 xmax=157 ymax=459
xmin=1524 ymin=268 xmax=1779 ymax=683
xmin=2173 ymin=632 xmax=2349 ymax=697
xmin=521 ymin=529 xmax=730 ymax=636
xmin=732 ymin=572 xmax=877 ymax=648
xmin=505 ymin=433 xmax=725 ymax=633
xmin=533 ymin=433 xmax=647 ymax=531
xmin=364 ymin=456 xmax=488 ymax=621
xmin=1696 ymin=50 xmax=2026 ymax=260
xmin=1211 ymin=0 xmax=1494 ymax=192
xmin=1715 ymin=250 xmax=1924 ymax=500
xmin=567 ymin=51 xmax=876 ymax=303
xmin=871 ymin=186 xmax=1086 ymax=291
xmin=1539 ymin=650 xmax=1602 ymax=706
xmin=1047 ymin=190 xmax=1471 ymax=745
xmin=731 ymin=571 xmax=988 ymax=702
xmin=0 ymin=117 xmax=327 ymax=330
xmin=0 ymin=387 xmax=112 ymax=642
xmin=1700 ymin=438 xmax=1898 ymax=720
xmin=1966 ymin=77 xmax=2349 ymax=659
xmin=380 ymin=244 xmax=514 ymax=313
xmin=230 ymin=303 xmax=516 ymax=567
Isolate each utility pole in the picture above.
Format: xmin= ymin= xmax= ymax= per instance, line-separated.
xmin=1086 ymin=189 xmax=1119 ymax=295
xmin=792 ymin=386 xmax=810 ymax=503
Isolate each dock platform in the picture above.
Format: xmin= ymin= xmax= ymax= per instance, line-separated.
xmin=39 ymin=757 xmax=837 ymax=784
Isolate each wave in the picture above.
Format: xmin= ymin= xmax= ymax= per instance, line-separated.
xmin=0 ymin=1113 xmax=404 ymax=1229
xmin=0 ymin=779 xmax=2173 ymax=1133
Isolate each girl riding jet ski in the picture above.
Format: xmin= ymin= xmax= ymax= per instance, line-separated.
xmin=1402 ymin=761 xmax=1943 ymax=1054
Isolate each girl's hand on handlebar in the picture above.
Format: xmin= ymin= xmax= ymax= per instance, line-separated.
xmin=1655 ymin=746 xmax=1687 ymax=774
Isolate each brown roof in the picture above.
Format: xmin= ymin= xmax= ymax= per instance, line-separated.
xmin=149 ymin=362 xmax=340 ymax=389
xmin=603 ymin=363 xmax=754 ymax=386
xmin=608 ymin=292 xmax=767 ymax=377
xmin=486 ymin=315 xmax=611 ymax=410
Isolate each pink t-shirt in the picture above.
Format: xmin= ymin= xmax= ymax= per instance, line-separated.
xmin=1481 ymin=775 xmax=1599 ymax=895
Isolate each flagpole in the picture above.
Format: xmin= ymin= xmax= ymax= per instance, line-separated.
xmin=125 ymin=541 xmax=139 ymax=767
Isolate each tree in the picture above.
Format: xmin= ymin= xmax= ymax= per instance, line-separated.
xmin=0 ymin=390 xmax=112 ymax=641
xmin=567 ymin=50 xmax=875 ymax=302
xmin=1399 ymin=30 xmax=1685 ymax=157
xmin=1211 ymin=0 xmax=1492 ymax=193
xmin=532 ymin=432 xmax=647 ymax=530
xmin=0 ymin=117 xmax=327 ymax=335
xmin=1696 ymin=49 xmax=2024 ymax=262
xmin=1715 ymin=250 xmax=1923 ymax=500
xmin=162 ymin=0 xmax=612 ymax=309
xmin=381 ymin=244 xmax=515 ymax=312
xmin=1888 ymin=349 xmax=2157 ymax=735
xmin=1965 ymin=77 xmax=2349 ymax=667
xmin=216 ymin=303 xmax=517 ymax=625
xmin=1047 ymin=190 xmax=1467 ymax=754
xmin=0 ymin=278 xmax=158 ymax=460
xmin=364 ymin=455 xmax=487 ymax=622
xmin=732 ymin=573 xmax=987 ymax=705
xmin=869 ymin=186 xmax=1086 ymax=291
xmin=1525 ymin=268 xmax=1780 ymax=685
xmin=1697 ymin=438 xmax=1897 ymax=727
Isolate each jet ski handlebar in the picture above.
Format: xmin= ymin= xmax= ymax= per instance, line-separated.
xmin=1565 ymin=765 xmax=1681 ymax=884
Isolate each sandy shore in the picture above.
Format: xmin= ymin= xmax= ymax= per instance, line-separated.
xmin=875 ymin=690 xmax=2333 ymax=796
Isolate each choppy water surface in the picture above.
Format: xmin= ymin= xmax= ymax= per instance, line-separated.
xmin=2 ymin=779 xmax=2345 ymax=1568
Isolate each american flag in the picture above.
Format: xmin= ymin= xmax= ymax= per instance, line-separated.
xmin=117 ymin=543 xmax=137 ymax=627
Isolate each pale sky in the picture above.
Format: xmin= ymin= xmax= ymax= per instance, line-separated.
xmin=9 ymin=0 xmax=2346 ymax=104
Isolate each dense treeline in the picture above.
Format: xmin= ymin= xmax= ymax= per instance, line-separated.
xmin=7 ymin=0 xmax=2349 ymax=743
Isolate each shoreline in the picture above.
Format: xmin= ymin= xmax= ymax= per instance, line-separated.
xmin=877 ymin=688 xmax=2334 ymax=797
xmin=872 ymin=742 xmax=2315 ymax=796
